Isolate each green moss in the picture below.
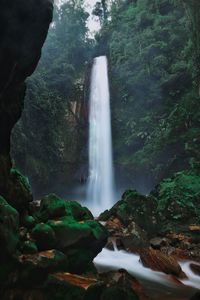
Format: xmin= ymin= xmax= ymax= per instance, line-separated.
xmin=38 ymin=194 xmax=93 ymax=222
xmin=21 ymin=240 xmax=38 ymax=254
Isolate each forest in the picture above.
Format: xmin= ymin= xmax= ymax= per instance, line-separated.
xmin=0 ymin=0 xmax=200 ymax=299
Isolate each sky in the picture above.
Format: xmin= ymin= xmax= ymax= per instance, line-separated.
xmin=55 ymin=0 xmax=101 ymax=34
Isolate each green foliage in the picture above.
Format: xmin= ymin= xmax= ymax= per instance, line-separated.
xmin=151 ymin=170 xmax=200 ymax=223
xmin=96 ymin=0 xmax=200 ymax=185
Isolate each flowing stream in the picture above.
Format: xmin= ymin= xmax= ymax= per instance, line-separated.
xmin=86 ymin=56 xmax=115 ymax=216
xmin=94 ymin=247 xmax=200 ymax=299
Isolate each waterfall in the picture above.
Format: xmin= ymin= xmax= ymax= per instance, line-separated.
xmin=86 ymin=56 xmax=115 ymax=216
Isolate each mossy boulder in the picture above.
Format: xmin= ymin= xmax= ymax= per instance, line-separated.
xmin=0 ymin=195 xmax=19 ymax=255
xmin=37 ymin=194 xmax=93 ymax=222
xmin=99 ymin=190 xmax=155 ymax=231
xmin=47 ymin=218 xmax=108 ymax=251
xmin=21 ymin=214 xmax=36 ymax=229
xmin=17 ymin=250 xmax=68 ymax=286
xmin=21 ymin=240 xmax=38 ymax=254
xmin=31 ymin=223 xmax=56 ymax=250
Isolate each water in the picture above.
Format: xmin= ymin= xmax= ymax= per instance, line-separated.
xmin=86 ymin=56 xmax=115 ymax=216
xmin=94 ymin=248 xmax=200 ymax=299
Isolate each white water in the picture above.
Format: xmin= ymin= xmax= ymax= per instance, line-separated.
xmin=94 ymin=248 xmax=200 ymax=298
xmin=86 ymin=56 xmax=115 ymax=216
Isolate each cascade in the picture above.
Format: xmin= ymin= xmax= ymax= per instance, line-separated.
xmin=86 ymin=56 xmax=115 ymax=216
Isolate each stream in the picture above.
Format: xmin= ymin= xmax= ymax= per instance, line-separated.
xmin=94 ymin=247 xmax=200 ymax=299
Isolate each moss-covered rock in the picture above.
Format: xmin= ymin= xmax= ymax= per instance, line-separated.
xmin=31 ymin=223 xmax=56 ymax=250
xmin=48 ymin=218 xmax=108 ymax=250
xmin=37 ymin=194 xmax=93 ymax=222
xmin=99 ymin=190 xmax=155 ymax=232
xmin=0 ymin=195 xmax=19 ymax=255
xmin=17 ymin=250 xmax=68 ymax=286
xmin=21 ymin=240 xmax=38 ymax=254
xmin=21 ymin=213 xmax=36 ymax=229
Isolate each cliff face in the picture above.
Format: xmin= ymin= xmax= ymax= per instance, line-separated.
xmin=0 ymin=0 xmax=53 ymax=206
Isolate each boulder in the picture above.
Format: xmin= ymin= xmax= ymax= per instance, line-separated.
xmin=140 ymin=248 xmax=186 ymax=278
xmin=37 ymin=194 xmax=93 ymax=222
xmin=17 ymin=250 xmax=68 ymax=286
xmin=99 ymin=190 xmax=155 ymax=232
xmin=21 ymin=213 xmax=36 ymax=229
xmin=48 ymin=217 xmax=108 ymax=252
xmin=31 ymin=223 xmax=56 ymax=250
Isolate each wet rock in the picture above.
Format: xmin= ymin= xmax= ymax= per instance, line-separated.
xmin=45 ymin=273 xmax=86 ymax=300
xmin=150 ymin=237 xmax=170 ymax=249
xmin=140 ymin=248 xmax=186 ymax=278
xmin=31 ymin=223 xmax=56 ymax=250
xmin=99 ymin=270 xmax=140 ymax=300
xmin=17 ymin=250 xmax=68 ymax=286
xmin=99 ymin=190 xmax=155 ymax=232
xmin=37 ymin=194 xmax=93 ymax=222
xmin=190 ymin=263 xmax=200 ymax=276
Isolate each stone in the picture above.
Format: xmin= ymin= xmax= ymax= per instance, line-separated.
xmin=99 ymin=190 xmax=155 ymax=232
xmin=140 ymin=248 xmax=186 ymax=278
xmin=17 ymin=250 xmax=68 ymax=286
xmin=150 ymin=237 xmax=170 ymax=249
xmin=31 ymin=223 xmax=56 ymax=250
xmin=21 ymin=241 xmax=38 ymax=254
xmin=21 ymin=214 xmax=36 ymax=229
xmin=37 ymin=194 xmax=93 ymax=222
xmin=47 ymin=218 xmax=108 ymax=253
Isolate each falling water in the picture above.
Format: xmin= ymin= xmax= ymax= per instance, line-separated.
xmin=86 ymin=56 xmax=115 ymax=216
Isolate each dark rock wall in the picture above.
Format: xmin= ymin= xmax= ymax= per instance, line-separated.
xmin=0 ymin=0 xmax=53 ymax=202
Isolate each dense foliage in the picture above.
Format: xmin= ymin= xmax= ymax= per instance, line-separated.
xmin=95 ymin=0 xmax=200 ymax=191
xmin=11 ymin=1 xmax=92 ymax=196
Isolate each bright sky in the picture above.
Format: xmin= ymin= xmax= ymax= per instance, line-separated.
xmin=55 ymin=0 xmax=101 ymax=34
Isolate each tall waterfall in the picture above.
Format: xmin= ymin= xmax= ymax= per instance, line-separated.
xmin=87 ymin=56 xmax=115 ymax=216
